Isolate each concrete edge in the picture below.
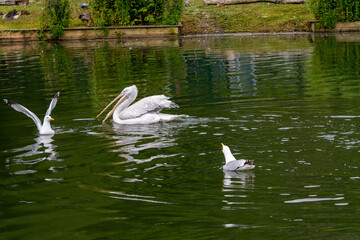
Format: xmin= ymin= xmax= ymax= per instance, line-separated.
xmin=0 ymin=25 xmax=182 ymax=42
xmin=309 ymin=20 xmax=360 ymax=32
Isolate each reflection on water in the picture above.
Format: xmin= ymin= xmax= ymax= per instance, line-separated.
xmin=80 ymin=183 xmax=174 ymax=205
xmin=5 ymin=135 xmax=61 ymax=176
xmin=3 ymin=35 xmax=360 ymax=239
xmin=109 ymin=192 xmax=173 ymax=204
xmin=284 ymin=196 xmax=344 ymax=204
xmin=106 ymin=119 xmax=197 ymax=165
xmin=222 ymin=170 xmax=255 ymax=210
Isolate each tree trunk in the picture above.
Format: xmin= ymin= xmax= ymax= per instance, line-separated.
xmin=204 ymin=0 xmax=306 ymax=5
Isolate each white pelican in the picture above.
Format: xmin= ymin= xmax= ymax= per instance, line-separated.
xmin=3 ymin=92 xmax=60 ymax=135
xmin=97 ymin=85 xmax=183 ymax=124
xmin=221 ymin=143 xmax=255 ymax=171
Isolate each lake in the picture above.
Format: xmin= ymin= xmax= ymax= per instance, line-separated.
xmin=1 ymin=33 xmax=360 ymax=239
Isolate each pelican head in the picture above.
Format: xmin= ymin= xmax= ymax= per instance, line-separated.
xmin=121 ymin=85 xmax=138 ymax=97
xmin=97 ymin=85 xmax=138 ymax=123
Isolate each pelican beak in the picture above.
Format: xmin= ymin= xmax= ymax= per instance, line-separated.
xmin=101 ymin=94 xmax=128 ymax=124
xmin=97 ymin=93 xmax=124 ymax=119
xmin=50 ymin=117 xmax=54 ymax=121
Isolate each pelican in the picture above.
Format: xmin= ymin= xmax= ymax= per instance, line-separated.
xmin=97 ymin=85 xmax=182 ymax=124
xmin=221 ymin=143 xmax=255 ymax=171
xmin=3 ymin=92 xmax=60 ymax=135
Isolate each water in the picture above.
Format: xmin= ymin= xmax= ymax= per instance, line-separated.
xmin=1 ymin=34 xmax=360 ymax=239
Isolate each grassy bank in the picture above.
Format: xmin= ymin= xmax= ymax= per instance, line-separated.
xmin=0 ymin=0 xmax=87 ymax=30
xmin=0 ymin=0 xmax=314 ymax=34
xmin=180 ymin=0 xmax=314 ymax=34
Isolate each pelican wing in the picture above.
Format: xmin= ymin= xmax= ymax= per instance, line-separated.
xmin=120 ymin=95 xmax=178 ymax=120
xmin=3 ymin=99 xmax=42 ymax=131
xmin=45 ymin=92 xmax=60 ymax=117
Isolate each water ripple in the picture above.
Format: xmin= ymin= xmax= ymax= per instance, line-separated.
xmin=285 ymin=197 xmax=344 ymax=204
xmin=107 ymin=190 xmax=173 ymax=205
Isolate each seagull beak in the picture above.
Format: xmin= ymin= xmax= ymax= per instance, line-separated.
xmin=50 ymin=117 xmax=54 ymax=121
xmin=221 ymin=143 xmax=224 ymax=147
xmin=102 ymin=94 xmax=128 ymax=124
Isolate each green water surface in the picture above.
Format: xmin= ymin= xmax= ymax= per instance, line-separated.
xmin=1 ymin=34 xmax=360 ymax=239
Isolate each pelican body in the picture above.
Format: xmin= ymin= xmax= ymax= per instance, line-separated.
xmin=97 ymin=85 xmax=182 ymax=125
xmin=221 ymin=143 xmax=255 ymax=171
xmin=3 ymin=92 xmax=60 ymax=135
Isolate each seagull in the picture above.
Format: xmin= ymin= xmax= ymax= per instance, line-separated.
xmin=221 ymin=143 xmax=255 ymax=171
xmin=97 ymin=85 xmax=183 ymax=125
xmin=3 ymin=92 xmax=60 ymax=135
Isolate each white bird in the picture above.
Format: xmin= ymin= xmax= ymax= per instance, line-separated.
xmin=3 ymin=92 xmax=60 ymax=135
xmin=97 ymin=85 xmax=183 ymax=125
xmin=221 ymin=143 xmax=255 ymax=171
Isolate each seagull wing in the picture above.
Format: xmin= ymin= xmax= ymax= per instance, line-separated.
xmin=45 ymin=92 xmax=60 ymax=117
xmin=223 ymin=160 xmax=246 ymax=171
xmin=224 ymin=159 xmax=255 ymax=171
xmin=120 ymin=95 xmax=178 ymax=120
xmin=3 ymin=99 xmax=42 ymax=131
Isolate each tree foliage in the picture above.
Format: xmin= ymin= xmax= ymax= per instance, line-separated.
xmin=90 ymin=0 xmax=182 ymax=27
xmin=308 ymin=0 xmax=360 ymax=28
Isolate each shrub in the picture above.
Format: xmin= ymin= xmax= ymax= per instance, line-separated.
xmin=41 ymin=0 xmax=71 ymax=38
xmin=90 ymin=0 xmax=182 ymax=27
xmin=308 ymin=0 xmax=360 ymax=28
xmin=162 ymin=0 xmax=183 ymax=25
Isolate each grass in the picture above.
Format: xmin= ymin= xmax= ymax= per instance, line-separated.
xmin=180 ymin=0 xmax=314 ymax=34
xmin=0 ymin=0 xmax=314 ymax=34
xmin=0 ymin=0 xmax=89 ymax=30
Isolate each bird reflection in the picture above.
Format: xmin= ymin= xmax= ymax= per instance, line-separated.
xmin=36 ymin=135 xmax=57 ymax=159
xmin=108 ymin=122 xmax=182 ymax=165
xmin=222 ymin=170 xmax=255 ymax=210
xmin=223 ymin=170 xmax=255 ymax=188
xmin=5 ymin=135 xmax=61 ymax=175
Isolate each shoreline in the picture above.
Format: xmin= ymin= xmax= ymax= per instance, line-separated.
xmin=2 ymin=22 xmax=360 ymax=42
xmin=0 ymin=25 xmax=181 ymax=42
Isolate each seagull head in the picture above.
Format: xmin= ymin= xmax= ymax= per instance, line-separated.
xmin=45 ymin=116 xmax=54 ymax=121
xmin=221 ymin=143 xmax=230 ymax=153
xmin=221 ymin=143 xmax=237 ymax=164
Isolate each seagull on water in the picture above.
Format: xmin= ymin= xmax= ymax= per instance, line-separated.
xmin=221 ymin=143 xmax=255 ymax=171
xmin=3 ymin=92 xmax=60 ymax=135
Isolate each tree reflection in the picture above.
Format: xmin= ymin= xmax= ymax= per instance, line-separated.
xmin=307 ymin=36 xmax=360 ymax=98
